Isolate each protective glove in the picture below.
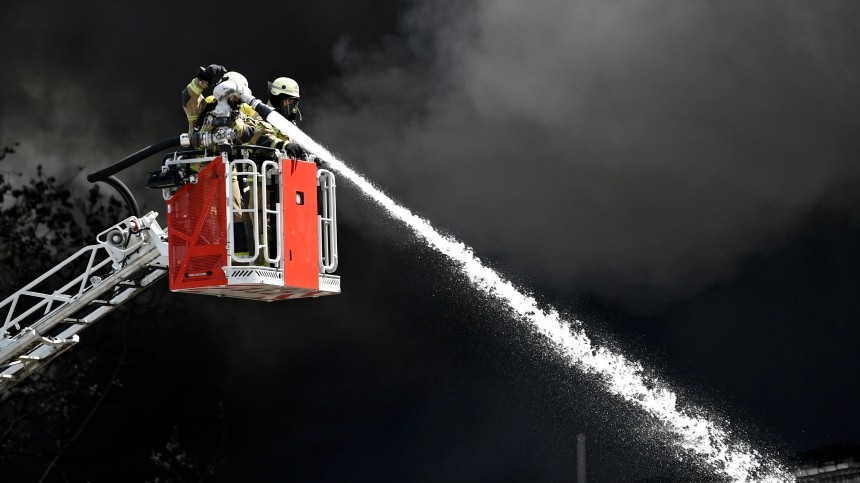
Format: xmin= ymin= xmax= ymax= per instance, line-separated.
xmin=237 ymin=86 xmax=257 ymax=105
xmin=197 ymin=64 xmax=227 ymax=84
xmin=285 ymin=142 xmax=307 ymax=160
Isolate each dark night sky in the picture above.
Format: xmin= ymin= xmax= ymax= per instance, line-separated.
xmin=2 ymin=0 xmax=860 ymax=481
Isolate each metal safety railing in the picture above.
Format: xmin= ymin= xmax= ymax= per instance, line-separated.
xmin=162 ymin=152 xmax=337 ymax=275
xmin=228 ymin=159 xmax=260 ymax=265
xmin=161 ymin=154 xmax=219 ymax=198
xmin=317 ymin=169 xmax=338 ymax=273
xmin=228 ymin=159 xmax=282 ymax=267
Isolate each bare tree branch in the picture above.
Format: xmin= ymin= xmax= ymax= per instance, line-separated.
xmin=37 ymin=333 xmax=128 ymax=483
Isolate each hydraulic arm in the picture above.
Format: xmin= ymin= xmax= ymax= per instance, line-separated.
xmin=0 ymin=213 xmax=168 ymax=393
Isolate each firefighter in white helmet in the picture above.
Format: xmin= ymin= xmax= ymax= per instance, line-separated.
xmin=180 ymin=67 xmax=251 ymax=228
xmin=181 ymin=66 xmax=299 ymax=153
xmin=181 ymin=66 xmax=254 ymax=138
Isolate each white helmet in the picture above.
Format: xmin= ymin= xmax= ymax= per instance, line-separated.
xmin=212 ymin=71 xmax=250 ymax=118
xmin=268 ymin=76 xmax=302 ymax=122
xmin=268 ymin=77 xmax=300 ymax=98
xmin=220 ymin=71 xmax=248 ymax=89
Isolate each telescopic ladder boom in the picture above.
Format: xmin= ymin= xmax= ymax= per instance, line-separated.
xmin=0 ymin=212 xmax=168 ymax=393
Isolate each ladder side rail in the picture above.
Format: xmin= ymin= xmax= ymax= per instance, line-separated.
xmin=0 ymin=245 xmax=162 ymax=367
xmin=0 ymin=264 xmax=167 ymax=365
xmin=3 ymin=254 xmax=113 ymax=335
xmin=1 ymin=244 xmax=102 ymax=318
xmin=1 ymin=244 xmax=109 ymax=333
xmin=3 ymin=238 xmax=158 ymax=341
xmin=2 ymin=265 xmax=166 ymax=382
xmin=26 ymin=245 xmax=163 ymax=336
xmin=44 ymin=247 xmax=102 ymax=316
xmin=39 ymin=249 xmax=111 ymax=300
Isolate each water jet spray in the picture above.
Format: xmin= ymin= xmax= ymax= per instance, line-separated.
xmin=269 ymin=119 xmax=795 ymax=482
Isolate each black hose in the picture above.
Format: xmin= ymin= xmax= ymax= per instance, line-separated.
xmin=86 ymin=135 xmax=182 ymax=219
xmin=98 ymin=176 xmax=140 ymax=218
xmin=86 ymin=136 xmax=182 ymax=182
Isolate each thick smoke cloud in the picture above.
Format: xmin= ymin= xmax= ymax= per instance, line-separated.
xmin=2 ymin=2 xmax=858 ymax=477
xmin=6 ymin=0 xmax=859 ymax=310
xmin=311 ymin=0 xmax=860 ymax=310
xmin=0 ymin=0 xmax=405 ymax=211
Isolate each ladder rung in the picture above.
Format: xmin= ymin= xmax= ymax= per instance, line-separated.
xmin=118 ymin=280 xmax=141 ymax=288
xmin=38 ymin=335 xmax=80 ymax=347
xmin=0 ymin=374 xmax=16 ymax=380
xmin=18 ymin=355 xmax=40 ymax=361
xmin=62 ymin=318 xmax=90 ymax=325
xmin=89 ymin=299 xmax=114 ymax=307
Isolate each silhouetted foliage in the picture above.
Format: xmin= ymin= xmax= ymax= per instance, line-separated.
xmin=0 ymin=143 xmax=223 ymax=481
xmin=0 ymin=357 xmax=102 ymax=475
xmin=146 ymin=404 xmax=227 ymax=483
xmin=0 ymin=148 xmax=124 ymax=295
xmin=0 ymin=142 xmax=18 ymax=161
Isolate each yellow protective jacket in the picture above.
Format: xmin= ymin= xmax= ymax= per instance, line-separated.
xmin=181 ymin=78 xmax=209 ymax=135
xmin=181 ymin=77 xmax=293 ymax=150
xmin=239 ymin=104 xmax=295 ymax=149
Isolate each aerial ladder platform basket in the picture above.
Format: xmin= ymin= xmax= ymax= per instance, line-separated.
xmin=162 ymin=150 xmax=340 ymax=301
